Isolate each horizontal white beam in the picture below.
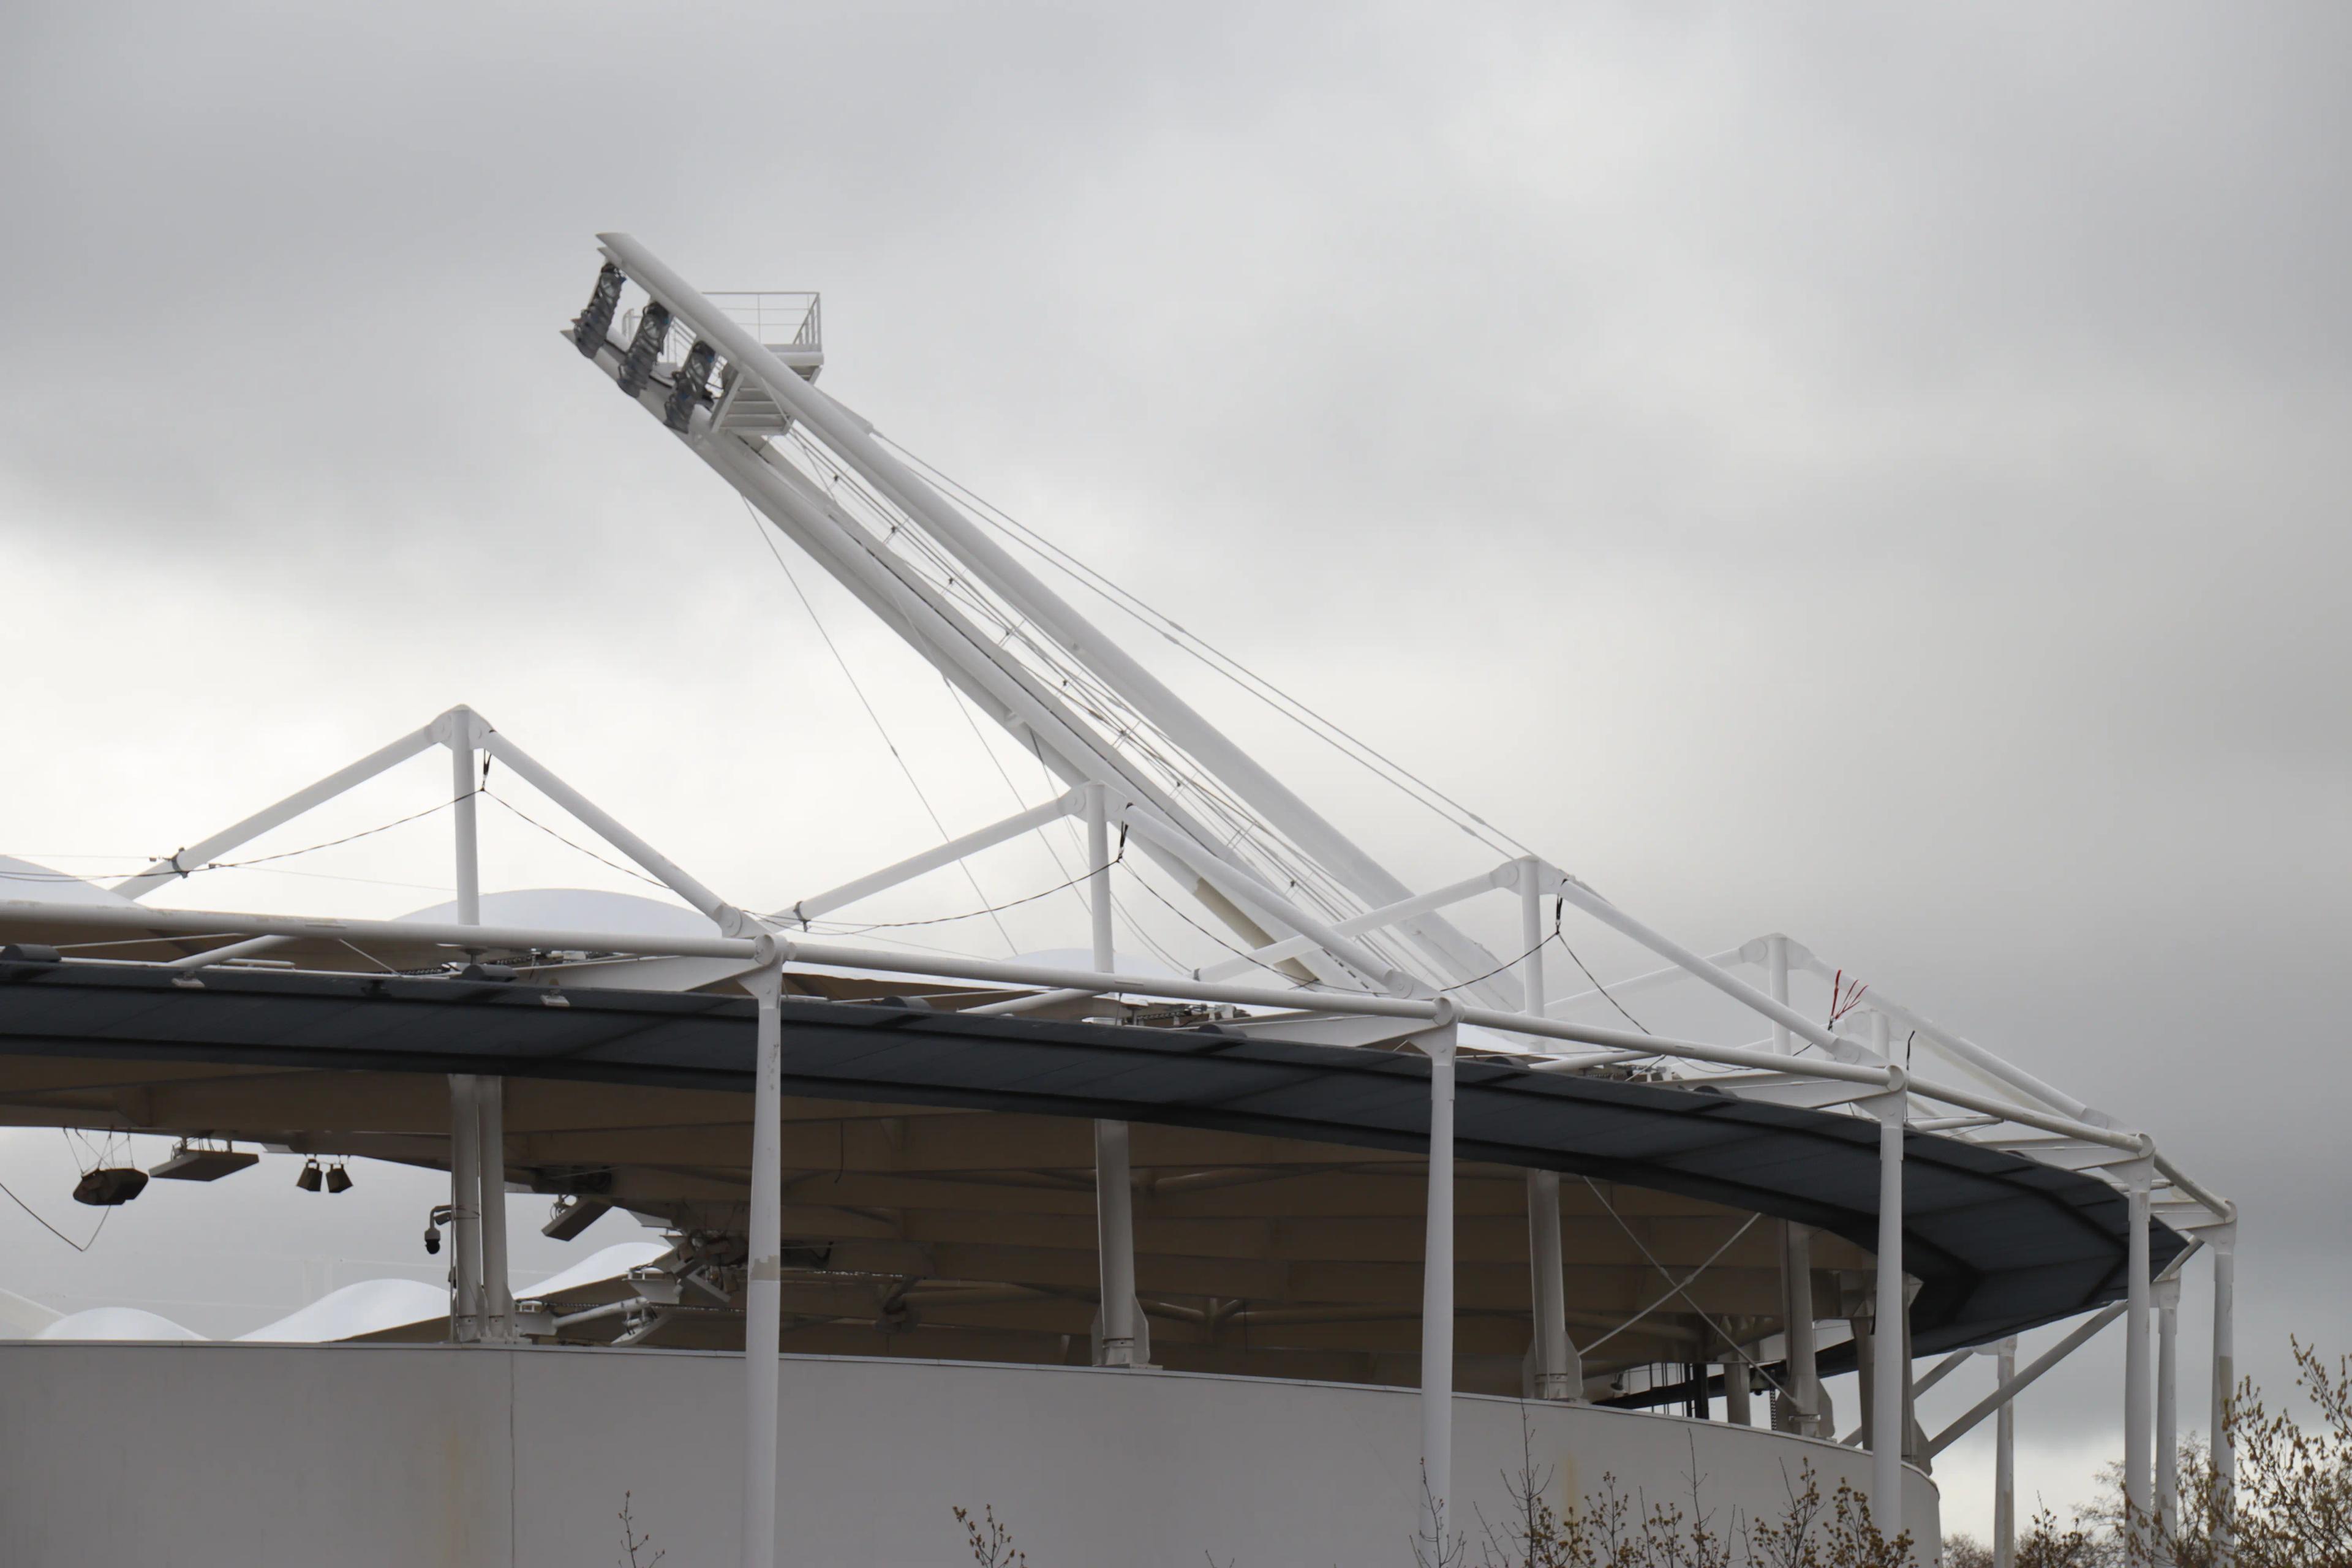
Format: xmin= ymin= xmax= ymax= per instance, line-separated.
xmin=4 ymin=899 xmax=757 ymax=962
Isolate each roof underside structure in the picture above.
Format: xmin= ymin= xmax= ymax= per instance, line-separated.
xmin=0 ymin=235 xmax=2228 ymax=1436
xmin=0 ymin=957 xmax=2184 ymax=1395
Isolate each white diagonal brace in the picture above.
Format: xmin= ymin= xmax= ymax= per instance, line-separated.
xmin=111 ymin=716 xmax=447 ymax=901
xmin=777 ymin=792 xmax=1082 ymax=925
xmin=475 ymin=728 xmax=746 ymax=935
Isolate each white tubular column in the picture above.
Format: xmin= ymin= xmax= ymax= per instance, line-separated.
xmin=1094 ymin=1120 xmax=1137 ymax=1368
xmin=2157 ymin=1273 xmax=2181 ymax=1550
xmin=1518 ymin=857 xmax=1547 ymax=1019
xmin=1088 ymin=785 xmax=1138 ymax=1369
xmin=744 ymin=956 xmax=785 ymax=1568
xmin=1526 ymin=1170 xmax=1574 ymax=1400
xmin=1772 ymin=936 xmax=1823 ymax=1436
xmin=1420 ymin=1000 xmax=1460 ymax=1548
xmin=1781 ymin=1222 xmax=1822 ymax=1435
xmin=447 ymin=722 xmax=485 ymax=1344
xmin=2125 ymin=1156 xmax=2155 ymax=1556
xmin=1722 ymin=1333 xmax=1753 ymax=1427
xmin=1767 ymin=935 xmax=1792 ymax=1055
xmin=2212 ymin=1223 xmax=2237 ymax=1567
xmin=447 ymin=1075 xmax=482 ymax=1343
xmin=1994 ymin=1340 xmax=2018 ymax=1568
xmin=477 ymin=1077 xmax=513 ymax=1342
xmin=1870 ymin=1080 xmax=1907 ymax=1529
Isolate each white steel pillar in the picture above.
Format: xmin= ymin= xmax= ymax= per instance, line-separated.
xmin=447 ymin=723 xmax=486 ymax=1344
xmin=1767 ymin=934 xmax=1792 ymax=1054
xmin=2125 ymin=1158 xmax=2155 ymax=1556
xmin=2212 ymin=1224 xmax=2237 ymax=1567
xmin=1994 ymin=1340 xmax=2018 ymax=1568
xmin=1781 ymin=1221 xmax=1822 ymax=1436
xmin=1526 ymin=1170 xmax=1575 ymax=1400
xmin=1420 ymin=1001 xmax=1460 ymax=1550
xmin=1870 ymin=1083 xmax=1907 ymax=1528
xmin=1085 ymin=782 xmax=1117 ymax=974
xmin=447 ymin=1074 xmax=482 ymax=1343
xmin=476 ymin=1076 xmax=513 ymax=1342
xmin=1518 ymin=858 xmax=1547 ymax=1018
xmin=1094 ymin=1119 xmax=1138 ymax=1368
xmin=1771 ymin=936 xmax=1823 ymax=1437
xmin=743 ymin=958 xmax=784 ymax=1568
xmin=1087 ymin=785 xmax=1138 ymax=1368
xmin=1722 ymin=1333 xmax=1753 ymax=1427
xmin=450 ymin=721 xmax=480 ymax=925
xmin=2157 ymin=1273 xmax=2180 ymax=1552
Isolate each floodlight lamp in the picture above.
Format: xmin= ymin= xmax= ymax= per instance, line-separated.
xmin=296 ymin=1158 xmax=323 ymax=1193
xmin=71 ymin=1167 xmax=148 ymax=1207
xmin=325 ymin=1163 xmax=353 ymax=1194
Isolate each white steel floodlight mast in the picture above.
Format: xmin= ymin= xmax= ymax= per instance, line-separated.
xmin=541 ymin=234 xmax=2238 ymax=1562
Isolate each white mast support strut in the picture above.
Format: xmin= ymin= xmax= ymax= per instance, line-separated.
xmin=1526 ymin=1170 xmax=1575 ymax=1400
xmin=692 ymin=420 xmax=1354 ymax=987
xmin=597 ymin=233 xmax=1517 ymax=1005
xmin=742 ymin=954 xmax=785 ymax=1568
xmin=110 ymin=716 xmax=447 ymax=900
xmin=1869 ymin=1080 xmax=1908 ymax=1526
xmin=2125 ymin=1157 xmax=2155 ymax=1557
xmin=473 ymin=728 xmax=747 ymax=935
xmin=1418 ymin=1001 xmax=1460 ymax=1550
xmin=1544 ymin=871 xmax=1882 ymax=1068
xmin=1117 ymin=806 xmax=1411 ymax=990
xmin=1194 ymin=865 xmax=1518 ymax=983
xmin=778 ymin=791 xmax=1083 ymax=925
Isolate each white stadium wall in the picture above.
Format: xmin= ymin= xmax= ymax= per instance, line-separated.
xmin=0 ymin=1341 xmax=1937 ymax=1565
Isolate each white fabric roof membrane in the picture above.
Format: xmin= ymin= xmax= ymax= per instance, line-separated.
xmin=36 ymin=1306 xmax=208 ymax=1341
xmin=236 ymin=1278 xmax=449 ymax=1343
xmin=516 ymin=1240 xmax=669 ymax=1301
xmin=0 ymin=1286 xmax=62 ymax=1337
xmin=400 ymin=888 xmax=712 ymax=935
xmin=0 ymin=857 xmax=138 ymax=908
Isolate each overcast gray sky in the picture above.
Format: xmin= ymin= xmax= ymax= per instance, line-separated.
xmin=2 ymin=0 xmax=2346 ymax=1537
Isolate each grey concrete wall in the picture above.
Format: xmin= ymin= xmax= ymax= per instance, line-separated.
xmin=0 ymin=1341 xmax=1937 ymax=1565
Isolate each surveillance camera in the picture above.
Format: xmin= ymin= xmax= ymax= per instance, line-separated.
xmin=423 ymin=1221 xmax=441 ymax=1256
